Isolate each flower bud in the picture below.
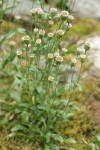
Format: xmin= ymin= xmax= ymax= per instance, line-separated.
xmin=80 ymin=54 xmax=86 ymax=63
xmin=21 ymin=36 xmax=30 ymax=45
xmin=9 ymin=41 xmax=16 ymax=48
xmin=34 ymin=28 xmax=39 ymax=33
xmin=84 ymin=41 xmax=92 ymax=51
xmin=68 ymin=23 xmax=72 ymax=29
xmin=71 ymin=58 xmax=77 ymax=66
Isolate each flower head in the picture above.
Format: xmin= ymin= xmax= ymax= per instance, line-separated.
xmin=61 ymin=10 xmax=69 ymax=18
xmin=48 ymin=32 xmax=54 ymax=38
xmin=37 ymin=8 xmax=44 ymax=15
xmin=36 ymin=39 xmax=42 ymax=44
xmin=30 ymin=8 xmax=43 ymax=15
xmin=54 ymin=52 xmax=59 ymax=57
xmin=68 ymin=15 xmax=74 ymax=21
xmin=76 ymin=48 xmax=82 ymax=55
xmin=15 ymin=15 xmax=21 ymax=20
xmin=84 ymin=41 xmax=92 ymax=51
xmin=30 ymin=8 xmax=37 ymax=14
xmin=62 ymin=48 xmax=68 ymax=52
xmin=48 ymin=76 xmax=54 ymax=82
xmin=68 ymin=23 xmax=72 ymax=29
xmin=9 ymin=41 xmax=16 ymax=47
xmin=80 ymin=54 xmax=86 ymax=59
xmin=50 ymin=8 xmax=57 ymax=13
xmin=56 ymin=55 xmax=63 ymax=63
xmin=39 ymin=29 xmax=45 ymax=35
xmin=16 ymin=50 xmax=22 ymax=56
xmin=48 ymin=20 xmax=54 ymax=25
xmin=34 ymin=28 xmax=39 ymax=33
xmin=21 ymin=36 xmax=30 ymax=41
xmin=56 ymin=30 xmax=65 ymax=36
xmin=71 ymin=58 xmax=77 ymax=65
xmin=48 ymin=53 xmax=53 ymax=59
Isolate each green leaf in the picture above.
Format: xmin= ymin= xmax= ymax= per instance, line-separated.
xmin=44 ymin=145 xmax=50 ymax=150
xmin=55 ymin=99 xmax=69 ymax=107
xmin=46 ymin=132 xmax=51 ymax=143
xmin=75 ymin=82 xmax=83 ymax=91
xmin=68 ymin=103 xmax=80 ymax=112
xmin=57 ymin=85 xmax=69 ymax=96
xmin=64 ymin=138 xmax=76 ymax=144
xmin=10 ymin=90 xmax=21 ymax=103
xmin=50 ymin=143 xmax=60 ymax=150
xmin=52 ymin=134 xmax=64 ymax=143
xmin=96 ymin=134 xmax=100 ymax=141
xmin=17 ymin=28 xmax=32 ymax=38
xmin=2 ymin=51 xmax=16 ymax=68
xmin=36 ymin=85 xmax=45 ymax=94
xmin=63 ymin=113 xmax=74 ymax=120
xmin=11 ymin=124 xmax=26 ymax=132
xmin=0 ymin=29 xmax=16 ymax=48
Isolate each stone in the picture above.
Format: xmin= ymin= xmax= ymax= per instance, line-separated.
xmin=73 ymin=0 xmax=100 ymax=19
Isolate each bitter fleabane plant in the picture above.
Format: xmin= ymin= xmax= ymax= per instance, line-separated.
xmin=3 ymin=5 xmax=91 ymax=150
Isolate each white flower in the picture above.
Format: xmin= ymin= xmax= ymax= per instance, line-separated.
xmin=61 ymin=10 xmax=69 ymax=18
xmin=84 ymin=41 xmax=92 ymax=50
xmin=48 ymin=20 xmax=54 ymax=25
xmin=30 ymin=8 xmax=43 ymax=15
xmin=36 ymin=39 xmax=42 ymax=44
xmin=15 ymin=15 xmax=21 ymax=20
xmin=48 ymin=32 xmax=54 ymax=38
xmin=56 ymin=55 xmax=63 ymax=62
xmin=37 ymin=8 xmax=44 ymax=15
xmin=16 ymin=50 xmax=22 ymax=56
xmin=71 ymin=58 xmax=77 ymax=64
xmin=21 ymin=36 xmax=30 ymax=41
xmin=68 ymin=23 xmax=72 ymax=29
xmin=68 ymin=15 xmax=74 ymax=21
xmin=34 ymin=28 xmax=39 ymax=33
xmin=9 ymin=41 xmax=16 ymax=46
xmin=39 ymin=29 xmax=45 ymax=35
xmin=77 ymin=48 xmax=82 ymax=52
xmin=54 ymin=52 xmax=59 ymax=57
xmin=48 ymin=76 xmax=54 ymax=81
xmin=50 ymin=8 xmax=57 ymax=13
xmin=48 ymin=53 xmax=53 ymax=59
xmin=80 ymin=54 xmax=86 ymax=59
xmin=62 ymin=48 xmax=68 ymax=52
xmin=56 ymin=30 xmax=65 ymax=36
xmin=30 ymin=8 xmax=37 ymax=14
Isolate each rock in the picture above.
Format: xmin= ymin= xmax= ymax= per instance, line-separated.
xmin=73 ymin=0 xmax=100 ymax=19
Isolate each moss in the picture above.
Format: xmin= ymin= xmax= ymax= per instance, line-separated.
xmin=64 ymin=18 xmax=100 ymax=40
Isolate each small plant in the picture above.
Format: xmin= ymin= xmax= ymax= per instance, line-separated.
xmin=0 ymin=0 xmax=92 ymax=149
xmin=90 ymin=134 xmax=100 ymax=150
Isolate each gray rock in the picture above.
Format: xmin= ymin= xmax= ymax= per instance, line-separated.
xmin=73 ymin=0 xmax=100 ymax=19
